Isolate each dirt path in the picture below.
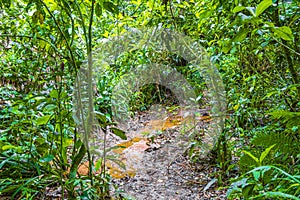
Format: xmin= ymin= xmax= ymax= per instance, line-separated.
xmin=40 ymin=105 xmax=228 ymax=199
xmin=107 ymin=106 xmax=227 ymax=199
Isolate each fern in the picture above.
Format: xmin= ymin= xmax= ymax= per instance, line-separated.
xmin=253 ymin=110 xmax=300 ymax=158
xmin=239 ymin=131 xmax=300 ymax=172
xmin=252 ymin=132 xmax=299 ymax=157
xmin=239 ymin=110 xmax=300 ymax=171
xmin=269 ymin=110 xmax=300 ymax=131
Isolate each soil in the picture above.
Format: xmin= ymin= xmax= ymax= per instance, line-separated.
xmin=107 ymin=105 xmax=228 ymax=200
xmin=37 ymin=104 xmax=230 ymax=199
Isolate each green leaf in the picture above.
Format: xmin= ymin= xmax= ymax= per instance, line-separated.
xmin=259 ymin=144 xmax=276 ymax=164
xmin=110 ymin=127 xmax=127 ymax=140
xmin=289 ymin=183 xmax=300 ymax=190
xmin=227 ymin=178 xmax=248 ymax=197
xmin=253 ymin=170 xmax=260 ymax=181
xmin=95 ymin=111 xmax=107 ymax=125
xmin=233 ymin=29 xmax=249 ymax=42
xmin=232 ymin=6 xmax=245 ymax=13
xmin=106 ymin=145 xmax=125 ymax=152
xmin=0 ymin=156 xmax=12 ymax=169
xmin=95 ymin=3 xmax=102 ymax=17
xmin=199 ymin=10 xmax=212 ymax=18
xmin=63 ymin=138 xmax=73 ymax=148
xmin=2 ymin=144 xmax=16 ymax=151
xmin=222 ymin=42 xmax=232 ymax=54
xmin=39 ymin=154 xmax=54 ymax=163
xmin=263 ymin=91 xmax=280 ymax=99
xmin=16 ymin=146 xmax=23 ymax=153
xmin=0 ymin=185 xmax=20 ymax=194
xmin=103 ymin=1 xmax=118 ymax=14
xmin=32 ymin=11 xmax=39 ymax=24
xmin=33 ymin=96 xmax=46 ymax=101
xmin=273 ymin=26 xmax=294 ymax=41
xmin=44 ymin=104 xmax=57 ymax=112
xmin=243 ymin=150 xmax=259 ymax=164
xmin=248 ymin=165 xmax=300 ymax=183
xmin=222 ymin=28 xmax=249 ymax=53
xmin=36 ymin=115 xmax=52 ymax=125
xmin=255 ymin=0 xmax=272 ymax=17
xmin=50 ymin=89 xmax=59 ymax=98
xmin=95 ymin=158 xmax=102 ymax=171
xmin=254 ymin=191 xmax=300 ymax=199
xmin=106 ymin=155 xmax=126 ymax=169
xmin=242 ymin=184 xmax=255 ymax=198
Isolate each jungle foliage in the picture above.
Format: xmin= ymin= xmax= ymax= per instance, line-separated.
xmin=0 ymin=0 xmax=299 ymax=199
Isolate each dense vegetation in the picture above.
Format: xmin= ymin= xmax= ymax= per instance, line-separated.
xmin=0 ymin=0 xmax=299 ymax=199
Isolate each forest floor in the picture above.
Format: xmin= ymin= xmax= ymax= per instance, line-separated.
xmin=39 ymin=104 xmax=231 ymax=199
xmin=107 ymin=105 xmax=228 ymax=199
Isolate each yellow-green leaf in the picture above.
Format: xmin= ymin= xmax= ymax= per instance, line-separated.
xmin=273 ymin=26 xmax=294 ymax=41
xmin=2 ymin=145 xmax=16 ymax=151
xmin=259 ymin=144 xmax=276 ymax=164
xmin=233 ymin=29 xmax=249 ymax=42
xmin=95 ymin=158 xmax=103 ymax=171
xmin=63 ymin=138 xmax=73 ymax=148
xmin=222 ymin=43 xmax=232 ymax=54
xmin=243 ymin=150 xmax=259 ymax=164
xmin=50 ymin=89 xmax=59 ymax=98
xmin=255 ymin=0 xmax=272 ymax=17
xmin=36 ymin=115 xmax=52 ymax=125
xmin=232 ymin=6 xmax=246 ymax=13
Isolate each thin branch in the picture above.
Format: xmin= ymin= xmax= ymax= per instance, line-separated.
xmin=274 ymin=38 xmax=300 ymax=56
xmin=87 ymin=0 xmax=95 ymax=184
xmin=40 ymin=0 xmax=77 ymax=70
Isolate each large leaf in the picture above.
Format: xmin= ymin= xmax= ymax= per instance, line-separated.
xmin=255 ymin=0 xmax=272 ymax=17
xmin=233 ymin=29 xmax=249 ymax=42
xmin=36 ymin=115 xmax=52 ymax=125
xmin=273 ymin=26 xmax=294 ymax=41
xmin=110 ymin=127 xmax=127 ymax=140
xmin=253 ymin=170 xmax=260 ymax=181
xmin=95 ymin=111 xmax=108 ymax=125
xmin=247 ymin=166 xmax=300 ymax=183
xmin=226 ymin=178 xmax=248 ymax=197
xmin=222 ymin=28 xmax=249 ymax=53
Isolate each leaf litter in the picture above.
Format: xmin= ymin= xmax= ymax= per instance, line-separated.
xmin=106 ymin=105 xmax=227 ymax=199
